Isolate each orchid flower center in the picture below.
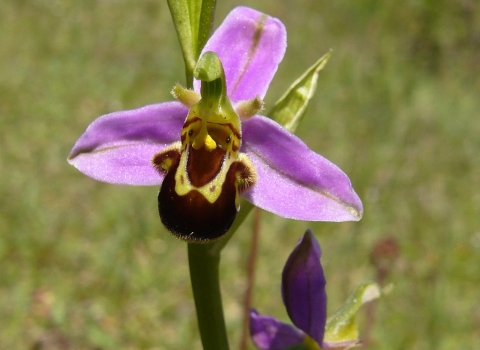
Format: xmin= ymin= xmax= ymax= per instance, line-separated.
xmin=152 ymin=52 xmax=256 ymax=242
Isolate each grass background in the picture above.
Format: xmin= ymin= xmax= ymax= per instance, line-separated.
xmin=1 ymin=0 xmax=479 ymax=348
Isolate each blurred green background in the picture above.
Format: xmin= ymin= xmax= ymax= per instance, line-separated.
xmin=1 ymin=0 xmax=479 ymax=348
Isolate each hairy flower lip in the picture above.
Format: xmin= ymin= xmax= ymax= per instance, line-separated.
xmin=68 ymin=6 xmax=363 ymax=222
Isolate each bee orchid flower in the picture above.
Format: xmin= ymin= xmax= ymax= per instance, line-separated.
xmin=68 ymin=7 xmax=362 ymax=242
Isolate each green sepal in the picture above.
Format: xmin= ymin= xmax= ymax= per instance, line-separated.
xmin=197 ymin=0 xmax=217 ymax=57
xmin=323 ymin=281 xmax=382 ymax=347
xmin=268 ymin=50 xmax=332 ymax=132
xmin=167 ymin=0 xmax=216 ymax=87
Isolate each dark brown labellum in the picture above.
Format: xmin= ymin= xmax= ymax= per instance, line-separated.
xmin=157 ymin=152 xmax=237 ymax=242
xmin=152 ymin=142 xmax=256 ymax=242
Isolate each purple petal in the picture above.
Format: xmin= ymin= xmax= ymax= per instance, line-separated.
xmin=250 ymin=309 xmax=306 ymax=350
xmin=68 ymin=102 xmax=187 ymax=185
xmin=241 ymin=115 xmax=363 ymax=221
xmin=281 ymin=230 xmax=326 ymax=346
xmin=195 ymin=6 xmax=286 ymax=101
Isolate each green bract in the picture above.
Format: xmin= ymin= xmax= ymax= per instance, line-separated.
xmin=324 ymin=281 xmax=383 ymax=349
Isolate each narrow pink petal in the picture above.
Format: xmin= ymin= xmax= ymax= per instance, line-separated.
xmin=194 ymin=6 xmax=286 ymax=101
xmin=68 ymin=102 xmax=187 ymax=185
xmin=241 ymin=116 xmax=363 ymax=221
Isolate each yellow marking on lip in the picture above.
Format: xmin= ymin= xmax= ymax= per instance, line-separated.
xmin=174 ymin=145 xmax=232 ymax=204
xmin=204 ymin=134 xmax=217 ymax=151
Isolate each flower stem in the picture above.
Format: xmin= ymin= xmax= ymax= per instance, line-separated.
xmin=198 ymin=0 xmax=217 ymax=57
xmin=239 ymin=207 xmax=262 ymax=350
xmin=188 ymin=242 xmax=229 ymax=350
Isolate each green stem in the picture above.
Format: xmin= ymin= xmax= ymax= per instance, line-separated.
xmin=186 ymin=69 xmax=194 ymax=89
xmin=188 ymin=200 xmax=253 ymax=349
xmin=198 ymin=0 xmax=217 ymax=56
xmin=188 ymin=243 xmax=230 ymax=350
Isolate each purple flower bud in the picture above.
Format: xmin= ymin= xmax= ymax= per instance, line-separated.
xmin=250 ymin=230 xmax=327 ymax=349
